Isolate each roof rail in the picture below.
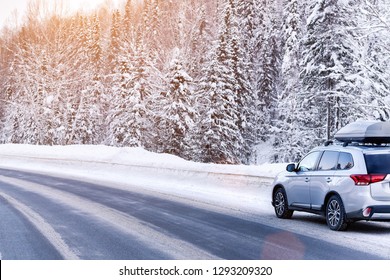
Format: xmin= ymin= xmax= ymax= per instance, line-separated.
xmin=324 ymin=140 xmax=333 ymax=147
xmin=343 ymin=142 xmax=350 ymax=147
xmin=340 ymin=141 xmax=390 ymax=147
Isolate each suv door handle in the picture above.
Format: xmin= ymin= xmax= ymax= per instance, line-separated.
xmin=326 ymin=177 xmax=332 ymax=183
xmin=305 ymin=177 xmax=310 ymax=183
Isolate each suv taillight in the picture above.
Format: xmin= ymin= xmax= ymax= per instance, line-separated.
xmin=350 ymin=174 xmax=387 ymax=186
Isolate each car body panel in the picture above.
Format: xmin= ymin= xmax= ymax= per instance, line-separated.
xmin=284 ymin=171 xmax=311 ymax=208
xmin=309 ymin=171 xmax=334 ymax=210
xmin=272 ymin=144 xmax=390 ymax=223
xmin=370 ymin=177 xmax=390 ymax=201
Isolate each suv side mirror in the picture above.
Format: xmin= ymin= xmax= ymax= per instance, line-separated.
xmin=286 ymin=163 xmax=296 ymax=172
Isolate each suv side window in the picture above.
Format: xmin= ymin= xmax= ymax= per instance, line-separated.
xmin=337 ymin=152 xmax=354 ymax=170
xmin=297 ymin=151 xmax=322 ymax=172
xmin=318 ymin=151 xmax=339 ymax=171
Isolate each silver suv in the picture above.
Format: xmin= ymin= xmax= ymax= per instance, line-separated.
xmin=272 ymin=121 xmax=390 ymax=231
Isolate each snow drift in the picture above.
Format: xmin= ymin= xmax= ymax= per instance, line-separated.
xmin=0 ymin=144 xmax=285 ymax=213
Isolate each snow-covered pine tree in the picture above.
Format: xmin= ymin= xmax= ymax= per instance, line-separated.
xmin=75 ymin=14 xmax=88 ymax=58
xmin=1 ymin=30 xmax=22 ymax=142
xmin=194 ymin=0 xmax=244 ymax=164
xmin=2 ymin=33 xmax=53 ymax=144
xmin=106 ymin=29 xmax=162 ymax=149
xmin=67 ymin=16 xmax=105 ymax=145
xmin=87 ymin=14 xmax=102 ymax=68
xmin=301 ymin=0 xmax=371 ymax=144
xmin=232 ymin=0 xmax=260 ymax=163
xmin=272 ymin=0 xmax=305 ymax=162
xmin=141 ymin=0 xmax=161 ymax=62
xmin=194 ymin=58 xmax=241 ymax=163
xmin=280 ymin=0 xmax=302 ymax=99
xmin=236 ymin=0 xmax=257 ymax=55
xmin=192 ymin=3 xmax=209 ymax=73
xmin=159 ymin=55 xmax=196 ymax=157
xmin=253 ymin=0 xmax=281 ymax=144
xmin=359 ymin=0 xmax=390 ymax=121
xmin=123 ymin=0 xmax=134 ymax=32
xmin=108 ymin=9 xmax=121 ymax=69
xmin=106 ymin=43 xmax=145 ymax=147
xmin=1 ymin=17 xmax=96 ymax=145
xmin=1 ymin=55 xmax=30 ymax=143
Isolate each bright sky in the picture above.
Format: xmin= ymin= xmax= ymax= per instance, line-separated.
xmin=0 ymin=0 xmax=123 ymax=29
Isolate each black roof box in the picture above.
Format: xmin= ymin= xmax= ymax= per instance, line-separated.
xmin=334 ymin=121 xmax=390 ymax=143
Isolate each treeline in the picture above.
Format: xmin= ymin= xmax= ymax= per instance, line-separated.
xmin=0 ymin=0 xmax=389 ymax=164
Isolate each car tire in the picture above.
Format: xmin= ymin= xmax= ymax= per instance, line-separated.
xmin=326 ymin=195 xmax=349 ymax=231
xmin=274 ymin=188 xmax=293 ymax=219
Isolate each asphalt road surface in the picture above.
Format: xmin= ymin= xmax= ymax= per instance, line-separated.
xmin=0 ymin=168 xmax=388 ymax=260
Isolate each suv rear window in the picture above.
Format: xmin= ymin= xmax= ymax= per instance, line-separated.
xmin=337 ymin=152 xmax=354 ymax=170
xmin=364 ymin=154 xmax=390 ymax=174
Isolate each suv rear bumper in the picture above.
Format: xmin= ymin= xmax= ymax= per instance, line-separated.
xmin=347 ymin=206 xmax=390 ymax=221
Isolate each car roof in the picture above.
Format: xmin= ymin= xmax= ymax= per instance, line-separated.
xmin=311 ymin=143 xmax=390 ymax=154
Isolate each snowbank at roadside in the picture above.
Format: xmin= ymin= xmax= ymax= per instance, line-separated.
xmin=0 ymin=144 xmax=285 ymax=179
xmin=0 ymin=144 xmax=286 ymax=213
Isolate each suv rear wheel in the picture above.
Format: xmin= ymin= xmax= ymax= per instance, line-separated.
xmin=326 ymin=195 xmax=349 ymax=231
xmin=274 ymin=188 xmax=293 ymax=219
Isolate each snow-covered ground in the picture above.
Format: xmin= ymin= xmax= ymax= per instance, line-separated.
xmin=0 ymin=144 xmax=284 ymax=177
xmin=1 ymin=144 xmax=390 ymax=260
xmin=0 ymin=144 xmax=285 ymax=214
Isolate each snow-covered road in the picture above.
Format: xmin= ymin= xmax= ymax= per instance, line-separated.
xmin=0 ymin=144 xmax=389 ymax=260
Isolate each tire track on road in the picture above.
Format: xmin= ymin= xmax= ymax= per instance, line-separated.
xmin=0 ymin=175 xmax=218 ymax=260
xmin=0 ymin=191 xmax=79 ymax=260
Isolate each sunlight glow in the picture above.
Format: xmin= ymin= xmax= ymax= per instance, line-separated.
xmin=1 ymin=0 xmax=124 ymax=29
xmin=63 ymin=0 xmax=123 ymax=13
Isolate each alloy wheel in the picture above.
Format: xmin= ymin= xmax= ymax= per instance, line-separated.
xmin=326 ymin=195 xmax=348 ymax=231
xmin=274 ymin=188 xmax=293 ymax=219
xmin=275 ymin=192 xmax=285 ymax=216
xmin=327 ymin=199 xmax=341 ymax=227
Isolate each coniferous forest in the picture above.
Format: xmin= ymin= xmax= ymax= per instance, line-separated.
xmin=0 ymin=0 xmax=389 ymax=164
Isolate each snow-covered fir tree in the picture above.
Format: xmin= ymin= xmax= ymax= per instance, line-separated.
xmin=300 ymin=0 xmax=372 ymax=144
xmin=142 ymin=0 xmax=161 ymax=62
xmin=254 ymin=0 xmax=281 ymax=144
xmin=194 ymin=0 xmax=245 ymax=164
xmin=123 ymin=0 xmax=134 ymax=32
xmin=108 ymin=9 xmax=121 ymax=68
xmin=87 ymin=14 xmax=102 ymax=67
xmin=225 ymin=0 xmax=256 ymax=163
xmin=159 ymin=55 xmax=196 ymax=157
xmin=359 ymin=0 xmax=390 ymax=121
xmin=272 ymin=0 xmax=305 ymax=162
xmin=106 ymin=34 xmax=144 ymax=147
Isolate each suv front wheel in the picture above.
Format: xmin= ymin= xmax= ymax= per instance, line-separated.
xmin=274 ymin=188 xmax=293 ymax=219
xmin=326 ymin=195 xmax=349 ymax=231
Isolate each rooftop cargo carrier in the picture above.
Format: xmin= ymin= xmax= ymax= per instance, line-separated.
xmin=334 ymin=121 xmax=390 ymax=144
